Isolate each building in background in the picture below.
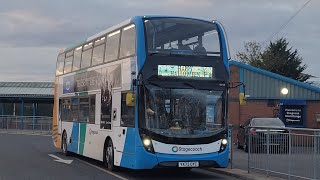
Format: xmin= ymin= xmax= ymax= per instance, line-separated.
xmin=0 ymin=82 xmax=53 ymax=117
xmin=229 ymin=60 xmax=320 ymax=130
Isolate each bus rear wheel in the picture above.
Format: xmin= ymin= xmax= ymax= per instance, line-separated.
xmin=104 ymin=140 xmax=116 ymax=171
xmin=62 ymin=132 xmax=69 ymax=156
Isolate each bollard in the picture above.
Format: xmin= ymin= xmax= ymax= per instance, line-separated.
xmin=266 ymin=128 xmax=270 ymax=177
xmin=288 ymin=129 xmax=292 ymax=180
xmin=314 ymin=131 xmax=317 ymax=180
xmin=248 ymin=130 xmax=251 ymax=173
xmin=230 ymin=127 xmax=233 ymax=169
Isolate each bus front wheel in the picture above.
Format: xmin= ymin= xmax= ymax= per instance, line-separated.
xmin=62 ymin=132 xmax=69 ymax=156
xmin=104 ymin=139 xmax=115 ymax=171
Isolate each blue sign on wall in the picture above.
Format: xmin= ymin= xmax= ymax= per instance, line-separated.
xmin=279 ymin=99 xmax=306 ymax=128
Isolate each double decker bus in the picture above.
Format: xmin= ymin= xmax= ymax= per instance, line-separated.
xmin=52 ymin=16 xmax=230 ymax=170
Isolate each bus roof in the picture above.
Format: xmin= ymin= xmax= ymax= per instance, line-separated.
xmin=60 ymin=16 xmax=215 ymax=54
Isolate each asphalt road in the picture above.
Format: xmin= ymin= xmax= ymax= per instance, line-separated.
xmin=0 ymin=133 xmax=239 ymax=180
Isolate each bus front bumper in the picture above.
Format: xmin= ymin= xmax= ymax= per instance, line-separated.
xmin=134 ymin=146 xmax=229 ymax=169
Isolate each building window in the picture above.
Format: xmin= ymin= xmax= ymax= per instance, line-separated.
xmin=121 ymin=92 xmax=135 ymax=127
xmin=105 ymin=30 xmax=120 ymax=62
xmin=119 ymin=24 xmax=136 ymax=58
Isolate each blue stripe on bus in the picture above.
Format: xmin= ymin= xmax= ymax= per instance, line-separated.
xmin=131 ymin=16 xmax=146 ymax=72
xmin=67 ymin=122 xmax=79 ymax=153
xmin=120 ymin=128 xmax=137 ymax=168
xmin=216 ymin=21 xmax=230 ymax=79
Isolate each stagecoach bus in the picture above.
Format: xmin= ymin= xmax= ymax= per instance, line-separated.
xmin=52 ymin=16 xmax=230 ymax=170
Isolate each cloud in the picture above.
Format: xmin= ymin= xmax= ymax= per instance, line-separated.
xmin=0 ymin=47 xmax=57 ymax=81
xmin=0 ymin=0 xmax=319 ymax=81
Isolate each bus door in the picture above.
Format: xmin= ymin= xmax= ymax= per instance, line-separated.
xmin=112 ymin=91 xmax=136 ymax=166
xmin=111 ymin=91 xmax=123 ymax=165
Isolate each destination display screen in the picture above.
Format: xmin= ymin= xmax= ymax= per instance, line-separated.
xmin=158 ymin=65 xmax=213 ymax=78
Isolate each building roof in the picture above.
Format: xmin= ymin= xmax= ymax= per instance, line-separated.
xmin=229 ymin=60 xmax=320 ymax=100
xmin=0 ymin=82 xmax=54 ymax=98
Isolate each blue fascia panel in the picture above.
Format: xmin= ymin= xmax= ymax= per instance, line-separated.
xmin=229 ymin=60 xmax=320 ymax=94
xmin=279 ymin=99 xmax=306 ymax=105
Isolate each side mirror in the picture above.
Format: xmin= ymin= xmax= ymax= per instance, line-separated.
xmin=239 ymin=93 xmax=246 ymax=106
xmin=126 ymin=92 xmax=135 ymax=107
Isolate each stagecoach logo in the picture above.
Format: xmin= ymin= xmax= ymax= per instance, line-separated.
xmin=89 ymin=128 xmax=98 ymax=135
xmin=171 ymin=146 xmax=203 ymax=153
xmin=172 ymin=146 xmax=178 ymax=152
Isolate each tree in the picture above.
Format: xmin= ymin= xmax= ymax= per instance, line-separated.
xmin=236 ymin=41 xmax=263 ymax=67
xmin=236 ymin=38 xmax=311 ymax=82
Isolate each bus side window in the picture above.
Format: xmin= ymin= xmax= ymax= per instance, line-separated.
xmin=81 ymin=42 xmax=93 ymax=69
xmin=61 ymin=98 xmax=72 ymax=121
xmin=89 ymin=95 xmax=95 ymax=124
xmin=79 ymin=97 xmax=89 ymax=123
xmin=121 ymin=92 xmax=135 ymax=127
xmin=64 ymin=51 xmax=73 ymax=74
xmin=56 ymin=53 xmax=65 ymax=75
xmin=105 ymin=30 xmax=120 ymax=62
xmin=73 ymin=47 xmax=82 ymax=71
xmin=71 ymin=97 xmax=79 ymax=121
xmin=119 ymin=24 xmax=136 ymax=58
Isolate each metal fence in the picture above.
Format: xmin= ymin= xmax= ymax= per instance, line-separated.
xmin=248 ymin=126 xmax=320 ymax=180
xmin=0 ymin=115 xmax=52 ymax=132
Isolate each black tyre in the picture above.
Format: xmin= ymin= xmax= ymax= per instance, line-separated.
xmin=244 ymin=138 xmax=248 ymax=152
xmin=62 ymin=132 xmax=69 ymax=156
xmin=237 ymin=137 xmax=243 ymax=149
xmin=104 ymin=140 xmax=116 ymax=171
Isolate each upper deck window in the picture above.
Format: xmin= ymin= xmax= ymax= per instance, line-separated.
xmin=119 ymin=24 xmax=136 ymax=58
xmin=56 ymin=53 xmax=65 ymax=75
xmin=64 ymin=50 xmax=74 ymax=74
xmin=144 ymin=18 xmax=220 ymax=57
xmin=81 ymin=42 xmax=93 ymax=69
xmin=105 ymin=30 xmax=120 ymax=62
xmin=73 ymin=47 xmax=82 ymax=71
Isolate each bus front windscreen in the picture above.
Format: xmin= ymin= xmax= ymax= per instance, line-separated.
xmin=144 ymin=18 xmax=221 ymax=57
xmin=141 ymin=84 xmax=225 ymax=138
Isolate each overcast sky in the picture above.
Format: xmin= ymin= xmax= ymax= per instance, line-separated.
xmin=0 ymin=0 xmax=319 ymax=82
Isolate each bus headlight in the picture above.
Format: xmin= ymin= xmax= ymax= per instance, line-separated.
xmin=222 ymin=139 xmax=228 ymax=145
xmin=141 ymin=135 xmax=155 ymax=153
xmin=143 ymin=138 xmax=151 ymax=146
xmin=219 ymin=138 xmax=228 ymax=153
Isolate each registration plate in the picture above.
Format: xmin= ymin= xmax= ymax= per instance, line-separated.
xmin=178 ymin=161 xmax=199 ymax=167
